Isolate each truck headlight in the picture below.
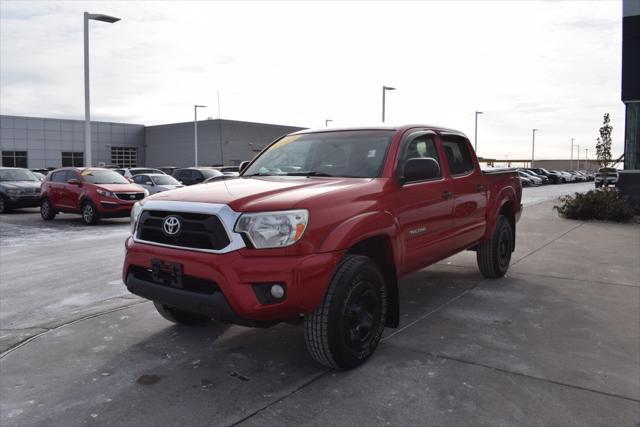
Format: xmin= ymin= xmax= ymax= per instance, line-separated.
xmin=130 ymin=202 xmax=142 ymax=234
xmin=235 ymin=209 xmax=308 ymax=249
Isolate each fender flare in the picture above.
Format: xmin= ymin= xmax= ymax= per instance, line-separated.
xmin=318 ymin=210 xmax=401 ymax=262
xmin=483 ymin=186 xmax=517 ymax=241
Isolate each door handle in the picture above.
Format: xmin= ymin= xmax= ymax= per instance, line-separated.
xmin=476 ymin=184 xmax=486 ymax=192
xmin=442 ymin=191 xmax=453 ymax=200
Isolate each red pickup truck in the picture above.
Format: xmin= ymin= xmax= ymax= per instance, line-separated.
xmin=123 ymin=125 xmax=522 ymax=369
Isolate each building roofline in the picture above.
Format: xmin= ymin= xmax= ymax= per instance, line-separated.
xmin=0 ymin=114 xmax=145 ymax=127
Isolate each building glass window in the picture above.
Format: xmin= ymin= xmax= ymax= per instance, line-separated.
xmin=2 ymin=151 xmax=28 ymax=168
xmin=61 ymin=152 xmax=84 ymax=167
xmin=111 ymin=147 xmax=138 ymax=168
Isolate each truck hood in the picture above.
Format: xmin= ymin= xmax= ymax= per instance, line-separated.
xmin=145 ymin=176 xmax=376 ymax=211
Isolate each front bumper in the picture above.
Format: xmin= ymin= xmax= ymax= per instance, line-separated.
xmin=5 ymin=194 xmax=40 ymax=209
xmin=96 ymin=199 xmax=136 ymax=217
xmin=123 ymin=237 xmax=343 ymax=325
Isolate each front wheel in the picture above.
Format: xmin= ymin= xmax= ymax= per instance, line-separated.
xmin=40 ymin=198 xmax=56 ymax=220
xmin=153 ymin=302 xmax=211 ymax=325
xmin=477 ymin=215 xmax=513 ymax=278
xmin=304 ymin=254 xmax=387 ymax=370
xmin=0 ymin=195 xmax=8 ymax=214
xmin=81 ymin=200 xmax=100 ymax=225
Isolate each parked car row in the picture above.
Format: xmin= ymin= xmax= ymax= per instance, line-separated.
xmin=515 ymin=167 xmax=595 ymax=187
xmin=1 ymin=164 xmax=246 ymax=220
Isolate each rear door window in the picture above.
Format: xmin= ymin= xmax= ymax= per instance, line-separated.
xmin=441 ymin=138 xmax=475 ymax=176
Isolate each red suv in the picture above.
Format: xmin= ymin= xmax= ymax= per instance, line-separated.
xmin=41 ymin=167 xmax=148 ymax=224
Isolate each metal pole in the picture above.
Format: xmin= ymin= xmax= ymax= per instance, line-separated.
xmin=585 ymin=148 xmax=589 ymax=170
xmin=382 ymin=87 xmax=386 ymax=123
xmin=194 ymin=105 xmax=198 ymax=167
xmin=474 ymin=111 xmax=483 ymax=152
xmin=570 ymin=138 xmax=574 ymax=170
xmin=531 ymin=129 xmax=538 ymax=167
xmin=217 ymin=91 xmax=223 ymax=166
xmin=576 ymin=144 xmax=580 ymax=170
xmin=83 ymin=12 xmax=91 ymax=167
xmin=325 ymin=119 xmax=333 ymax=127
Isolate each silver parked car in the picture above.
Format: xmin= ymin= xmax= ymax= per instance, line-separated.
xmin=132 ymin=173 xmax=184 ymax=195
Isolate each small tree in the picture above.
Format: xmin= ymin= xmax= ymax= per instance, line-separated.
xmin=595 ymin=113 xmax=612 ymax=167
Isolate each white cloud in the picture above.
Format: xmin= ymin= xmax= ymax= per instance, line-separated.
xmin=0 ymin=0 xmax=626 ymax=159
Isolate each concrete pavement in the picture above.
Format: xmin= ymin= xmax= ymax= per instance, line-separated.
xmin=1 ymin=182 xmax=638 ymax=425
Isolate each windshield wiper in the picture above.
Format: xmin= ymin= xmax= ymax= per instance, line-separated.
xmin=283 ymin=171 xmax=334 ymax=177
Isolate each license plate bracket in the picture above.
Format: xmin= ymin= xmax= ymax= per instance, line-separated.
xmin=151 ymin=259 xmax=184 ymax=288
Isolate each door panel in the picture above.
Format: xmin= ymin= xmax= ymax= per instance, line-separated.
xmin=441 ymin=136 xmax=487 ymax=251
xmin=394 ymin=132 xmax=454 ymax=274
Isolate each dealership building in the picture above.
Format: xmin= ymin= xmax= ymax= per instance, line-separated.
xmin=0 ymin=114 xmax=304 ymax=169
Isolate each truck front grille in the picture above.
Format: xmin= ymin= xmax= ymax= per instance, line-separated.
xmin=136 ymin=210 xmax=231 ymax=251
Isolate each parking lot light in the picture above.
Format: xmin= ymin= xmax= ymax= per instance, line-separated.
xmin=84 ymin=12 xmax=121 ymax=167
xmin=382 ymin=86 xmax=396 ymax=123
xmin=194 ymin=105 xmax=207 ymax=167
xmin=531 ymin=129 xmax=538 ymax=167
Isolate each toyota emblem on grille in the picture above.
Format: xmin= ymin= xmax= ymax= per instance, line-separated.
xmin=162 ymin=216 xmax=181 ymax=236
xmin=129 ymin=194 xmax=136 ymax=199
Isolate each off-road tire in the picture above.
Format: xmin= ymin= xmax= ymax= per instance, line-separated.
xmin=304 ymin=254 xmax=387 ymax=370
xmin=153 ymin=302 xmax=211 ymax=325
xmin=81 ymin=200 xmax=100 ymax=225
xmin=40 ymin=198 xmax=56 ymax=220
xmin=477 ymin=215 xmax=513 ymax=278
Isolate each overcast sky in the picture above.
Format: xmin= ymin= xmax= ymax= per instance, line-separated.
xmin=0 ymin=0 xmax=625 ymax=160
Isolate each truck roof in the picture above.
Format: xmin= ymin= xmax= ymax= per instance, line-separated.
xmin=292 ymin=124 xmax=467 ymax=138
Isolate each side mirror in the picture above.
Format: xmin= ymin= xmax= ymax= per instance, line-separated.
xmin=239 ymin=161 xmax=250 ymax=173
xmin=401 ymin=158 xmax=440 ymax=184
xmin=67 ymin=179 xmax=81 ymax=186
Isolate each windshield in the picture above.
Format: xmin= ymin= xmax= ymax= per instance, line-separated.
xmin=600 ymin=168 xmax=617 ymax=173
xmin=200 ymin=169 xmax=223 ymax=178
xmin=132 ymin=168 xmax=162 ymax=175
xmin=151 ymin=175 xmax=180 ymax=185
xmin=81 ymin=169 xmax=130 ymax=184
xmin=0 ymin=169 xmax=39 ymax=182
xmin=243 ymin=130 xmax=394 ymax=178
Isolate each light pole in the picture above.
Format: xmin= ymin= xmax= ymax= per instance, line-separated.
xmin=474 ymin=111 xmax=483 ymax=152
xmin=531 ymin=129 xmax=538 ymax=167
xmin=194 ymin=105 xmax=207 ymax=166
xmin=84 ymin=12 xmax=120 ymax=167
xmin=575 ymin=144 xmax=580 ymax=170
xmin=570 ymin=138 xmax=574 ymax=170
xmin=585 ymin=148 xmax=589 ymax=170
xmin=325 ymin=119 xmax=333 ymax=127
xmin=382 ymin=85 xmax=396 ymax=123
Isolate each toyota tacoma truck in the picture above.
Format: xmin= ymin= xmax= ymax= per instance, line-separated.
xmin=123 ymin=125 xmax=522 ymax=370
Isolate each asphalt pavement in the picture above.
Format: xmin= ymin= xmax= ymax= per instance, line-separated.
xmin=1 ymin=181 xmax=638 ymax=426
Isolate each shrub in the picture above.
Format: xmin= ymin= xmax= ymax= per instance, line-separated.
xmin=554 ymin=188 xmax=635 ymax=222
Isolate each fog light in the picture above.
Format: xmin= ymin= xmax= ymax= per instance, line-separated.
xmin=270 ymin=284 xmax=285 ymax=299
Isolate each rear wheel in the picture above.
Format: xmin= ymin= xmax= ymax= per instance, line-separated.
xmin=477 ymin=215 xmax=513 ymax=278
xmin=40 ymin=198 xmax=56 ymax=220
xmin=153 ymin=302 xmax=211 ymax=325
xmin=81 ymin=200 xmax=100 ymax=225
xmin=304 ymin=254 xmax=387 ymax=370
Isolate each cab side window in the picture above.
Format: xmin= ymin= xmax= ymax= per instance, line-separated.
xmin=442 ymin=138 xmax=475 ymax=175
xmin=400 ymin=135 xmax=442 ymax=179
xmin=51 ymin=171 xmax=66 ymax=183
